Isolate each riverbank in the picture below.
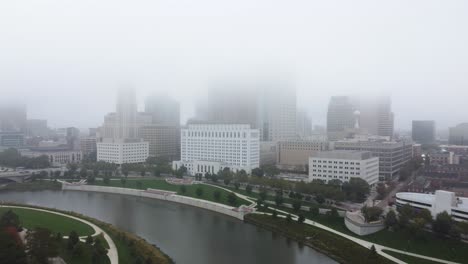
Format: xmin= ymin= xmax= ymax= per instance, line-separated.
xmin=245 ymin=214 xmax=394 ymax=264
xmin=1 ymin=203 xmax=174 ymax=264
xmin=0 ymin=180 xmax=61 ymax=192
xmin=64 ymin=183 xmax=251 ymax=220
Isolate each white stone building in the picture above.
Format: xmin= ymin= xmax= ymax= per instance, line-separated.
xmin=97 ymin=138 xmax=149 ymax=165
xmin=309 ymin=150 xmax=379 ymax=186
xmin=21 ymin=149 xmax=82 ymax=167
xmin=172 ymin=124 xmax=260 ymax=175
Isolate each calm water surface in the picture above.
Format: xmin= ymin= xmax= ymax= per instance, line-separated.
xmin=0 ymin=190 xmax=337 ymax=264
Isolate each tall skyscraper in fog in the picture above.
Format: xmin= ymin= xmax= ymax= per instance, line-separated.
xmin=326 ymin=96 xmax=354 ymax=140
xmin=0 ymin=103 xmax=27 ymax=133
xmin=412 ymin=120 xmax=436 ymax=144
xmin=116 ymin=88 xmax=139 ymax=139
xmin=449 ymin=123 xmax=468 ymax=146
xmin=195 ymin=80 xmax=296 ymax=141
xmin=352 ymin=96 xmax=394 ymax=138
xmin=296 ymin=109 xmax=313 ymax=139
xmin=145 ymin=95 xmax=180 ymax=126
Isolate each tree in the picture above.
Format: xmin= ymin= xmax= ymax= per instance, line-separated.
xmin=213 ymin=190 xmax=221 ymax=201
xmin=417 ymin=208 xmax=433 ymax=223
xmin=0 ymin=210 xmax=20 ymax=229
xmin=246 ymin=185 xmax=253 ymax=194
xmin=27 ymin=227 xmax=59 ymax=263
xmin=384 ymin=210 xmax=398 ymax=229
xmin=0 ymin=227 xmax=27 ymax=264
xmin=140 ymin=169 xmax=146 ymax=177
xmin=227 ymin=192 xmax=237 ymax=205
xmin=329 ymin=208 xmax=339 ymax=218
xmin=361 ymin=206 xmax=383 ymax=222
xmin=121 ymin=177 xmax=127 ymax=186
xmin=87 ymin=175 xmax=96 ymax=184
xmin=234 ymin=182 xmax=240 ymax=190
xmin=272 ymin=210 xmax=278 ymax=218
xmin=376 ymin=183 xmax=387 ymax=200
xmin=54 ymin=170 xmax=61 ymax=178
xmin=67 ymin=163 xmax=78 ymax=175
xmin=79 ymin=169 xmax=88 ymax=178
xmin=86 ymin=235 xmax=93 ymax=245
xmin=179 ymin=185 xmax=187 ymax=194
xmin=251 ymin=167 xmax=264 ymax=177
xmin=342 ymin=178 xmax=370 ymax=202
xmin=68 ymin=230 xmax=79 ymax=250
xmin=297 ymin=214 xmax=305 ymax=224
xmin=314 ymin=195 xmax=325 ymax=204
xmin=263 ymin=165 xmax=280 ymax=177
xmin=195 ymin=187 xmax=204 ymax=197
xmin=409 ymin=218 xmax=427 ymax=239
xmin=223 ymin=178 xmax=231 ymax=185
xmin=259 ymin=189 xmax=267 ymax=201
xmin=91 ymin=238 xmax=108 ymax=264
xmin=310 ymin=206 xmax=319 ymax=217
xmin=275 ymin=194 xmax=284 ymax=206
xmin=103 ymin=177 xmax=110 ymax=185
xmin=433 ymin=211 xmax=452 ymax=236
xmin=292 ymin=200 xmax=302 ymax=212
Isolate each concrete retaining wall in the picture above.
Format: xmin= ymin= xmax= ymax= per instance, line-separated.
xmin=344 ymin=212 xmax=385 ymax=236
xmin=62 ymin=184 xmax=246 ymax=220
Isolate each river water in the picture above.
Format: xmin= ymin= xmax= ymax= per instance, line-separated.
xmin=0 ymin=190 xmax=336 ymax=264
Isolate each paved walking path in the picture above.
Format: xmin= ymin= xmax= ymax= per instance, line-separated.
xmin=256 ymin=207 xmax=460 ymax=264
xmin=0 ymin=205 xmax=118 ymax=264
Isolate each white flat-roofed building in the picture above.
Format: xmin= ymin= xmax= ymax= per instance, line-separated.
xmin=97 ymin=138 xmax=149 ymax=165
xmin=309 ymin=150 xmax=379 ymax=186
xmin=172 ymin=124 xmax=259 ymax=175
xmin=396 ymin=190 xmax=468 ymax=222
xmin=21 ymin=148 xmax=82 ymax=167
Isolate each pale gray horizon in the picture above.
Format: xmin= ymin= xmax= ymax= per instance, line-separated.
xmin=1 ymin=0 xmax=467 ymax=131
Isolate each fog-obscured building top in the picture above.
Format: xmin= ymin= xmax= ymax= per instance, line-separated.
xmin=412 ymin=120 xmax=436 ymax=144
xmin=145 ymin=94 xmax=180 ymax=126
xmin=449 ymin=123 xmax=468 ymax=146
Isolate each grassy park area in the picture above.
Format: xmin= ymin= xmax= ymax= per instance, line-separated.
xmin=0 ymin=207 xmax=94 ymax=236
xmin=264 ymin=204 xmax=468 ymax=263
xmin=382 ymin=250 xmax=441 ymax=264
xmin=91 ymin=178 xmax=252 ymax=207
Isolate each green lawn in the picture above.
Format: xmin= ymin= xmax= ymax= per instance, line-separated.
xmin=382 ymin=250 xmax=442 ymax=264
xmin=265 ymin=204 xmax=468 ymax=263
xmin=91 ymin=179 xmax=251 ymax=207
xmin=0 ymin=207 xmax=94 ymax=236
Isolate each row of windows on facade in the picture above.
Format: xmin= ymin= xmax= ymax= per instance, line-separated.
xmin=311 ymin=175 xmax=351 ymax=180
xmin=312 ymin=160 xmax=361 ymax=165
xmin=312 ymin=169 xmax=361 ymax=175
xmin=312 ymin=165 xmax=361 ymax=170
xmin=184 ymin=131 xmax=248 ymax=138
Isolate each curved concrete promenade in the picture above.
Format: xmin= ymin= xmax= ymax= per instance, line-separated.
xmin=62 ymin=183 xmax=252 ymax=220
xmin=0 ymin=205 xmax=118 ymax=264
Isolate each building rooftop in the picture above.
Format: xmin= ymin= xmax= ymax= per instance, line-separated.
xmin=396 ymin=191 xmax=468 ymax=211
xmin=311 ymin=150 xmax=373 ymax=160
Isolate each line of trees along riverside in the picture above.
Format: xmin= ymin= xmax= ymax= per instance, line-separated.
xmin=0 ymin=148 xmax=50 ymax=169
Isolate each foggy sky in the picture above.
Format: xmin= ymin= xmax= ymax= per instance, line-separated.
xmin=1 ymin=0 xmax=467 ymax=130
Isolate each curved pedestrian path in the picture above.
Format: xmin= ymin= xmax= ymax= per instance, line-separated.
xmin=0 ymin=205 xmax=118 ymax=264
xmin=255 ymin=206 xmax=460 ymax=264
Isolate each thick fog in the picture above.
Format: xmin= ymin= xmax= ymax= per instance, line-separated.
xmin=0 ymin=0 xmax=467 ymax=130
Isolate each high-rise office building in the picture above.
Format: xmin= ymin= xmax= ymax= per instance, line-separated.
xmin=140 ymin=125 xmax=180 ymax=161
xmin=26 ymin=119 xmax=49 ymax=138
xmin=326 ymin=96 xmax=354 ymax=140
xmin=296 ymin=109 xmax=313 ymax=139
xmin=352 ymin=96 xmax=394 ymax=138
xmin=195 ymin=81 xmax=296 ymax=142
xmin=449 ymin=123 xmax=468 ymax=146
xmin=0 ymin=103 xmax=27 ymax=133
xmin=145 ymin=95 xmax=180 ymax=126
xmin=412 ymin=120 xmax=436 ymax=144
xmin=97 ymin=88 xmax=149 ymax=164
